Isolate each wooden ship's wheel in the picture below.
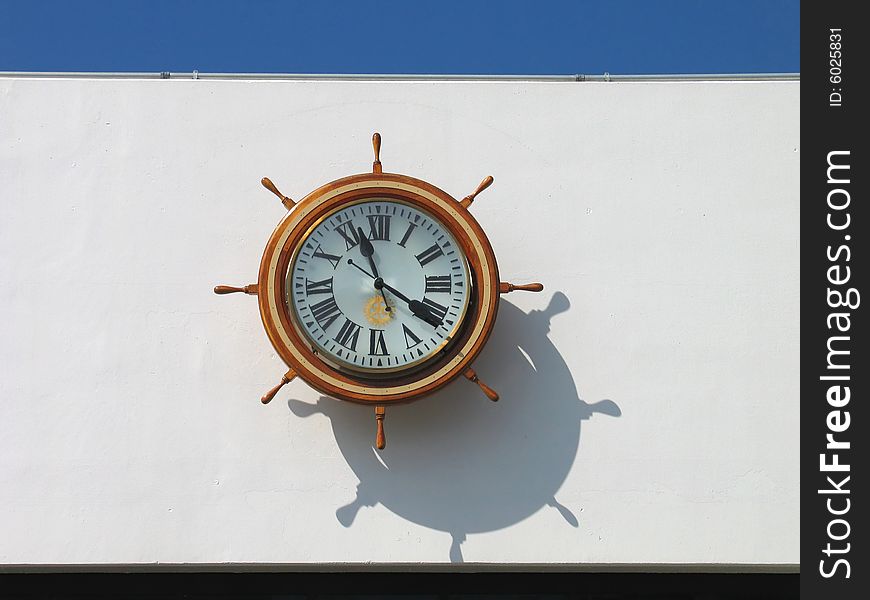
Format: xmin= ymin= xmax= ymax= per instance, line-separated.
xmin=215 ymin=133 xmax=542 ymax=448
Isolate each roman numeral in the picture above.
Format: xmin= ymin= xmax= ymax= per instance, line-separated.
xmin=367 ymin=214 xmax=391 ymax=241
xmin=335 ymin=221 xmax=360 ymax=250
xmin=334 ymin=318 xmax=361 ymax=351
xmin=398 ymin=222 xmax=417 ymax=248
xmin=402 ymin=324 xmax=423 ymax=349
xmin=369 ymin=329 xmax=388 ymax=356
xmin=421 ymin=297 xmax=448 ymax=322
xmin=415 ymin=243 xmax=444 ymax=267
xmin=312 ymin=245 xmax=341 ymax=269
xmin=305 ymin=277 xmax=333 ymax=295
xmin=310 ymin=296 xmax=341 ymax=330
xmin=424 ymin=275 xmax=451 ymax=293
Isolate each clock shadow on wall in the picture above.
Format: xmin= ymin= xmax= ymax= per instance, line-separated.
xmin=288 ymin=292 xmax=621 ymax=563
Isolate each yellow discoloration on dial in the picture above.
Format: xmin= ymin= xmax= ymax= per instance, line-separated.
xmin=364 ymin=295 xmax=394 ymax=326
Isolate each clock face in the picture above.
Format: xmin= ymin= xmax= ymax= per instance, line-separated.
xmin=286 ymin=198 xmax=471 ymax=374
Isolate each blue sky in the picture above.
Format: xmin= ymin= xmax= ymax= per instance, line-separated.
xmin=1 ymin=0 xmax=799 ymax=74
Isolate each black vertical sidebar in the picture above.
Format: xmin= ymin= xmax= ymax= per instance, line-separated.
xmin=801 ymin=1 xmax=866 ymax=598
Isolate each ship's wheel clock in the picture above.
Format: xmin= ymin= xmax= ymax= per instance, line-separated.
xmin=215 ymin=133 xmax=542 ymax=449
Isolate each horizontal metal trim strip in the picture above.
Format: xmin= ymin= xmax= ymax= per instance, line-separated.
xmin=0 ymin=71 xmax=800 ymax=82
xmin=0 ymin=562 xmax=801 ymax=573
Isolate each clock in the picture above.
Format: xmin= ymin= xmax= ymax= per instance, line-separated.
xmin=215 ymin=133 xmax=543 ymax=449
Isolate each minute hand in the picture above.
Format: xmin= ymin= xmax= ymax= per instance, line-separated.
xmin=357 ymin=227 xmax=390 ymax=310
xmin=357 ymin=227 xmax=380 ymax=278
xmin=374 ymin=278 xmax=442 ymax=327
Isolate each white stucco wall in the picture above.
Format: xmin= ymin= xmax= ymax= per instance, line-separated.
xmin=0 ymin=77 xmax=799 ymax=567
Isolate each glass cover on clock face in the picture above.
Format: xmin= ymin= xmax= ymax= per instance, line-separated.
xmin=286 ymin=199 xmax=471 ymax=374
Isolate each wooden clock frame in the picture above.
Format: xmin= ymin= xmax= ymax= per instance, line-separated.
xmin=216 ymin=133 xmax=542 ymax=449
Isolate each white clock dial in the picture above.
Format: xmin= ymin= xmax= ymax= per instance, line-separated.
xmin=286 ymin=199 xmax=471 ymax=373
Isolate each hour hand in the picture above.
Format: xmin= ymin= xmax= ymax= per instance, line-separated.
xmin=374 ymin=279 xmax=442 ymax=327
xmin=409 ymin=300 xmax=443 ymax=327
